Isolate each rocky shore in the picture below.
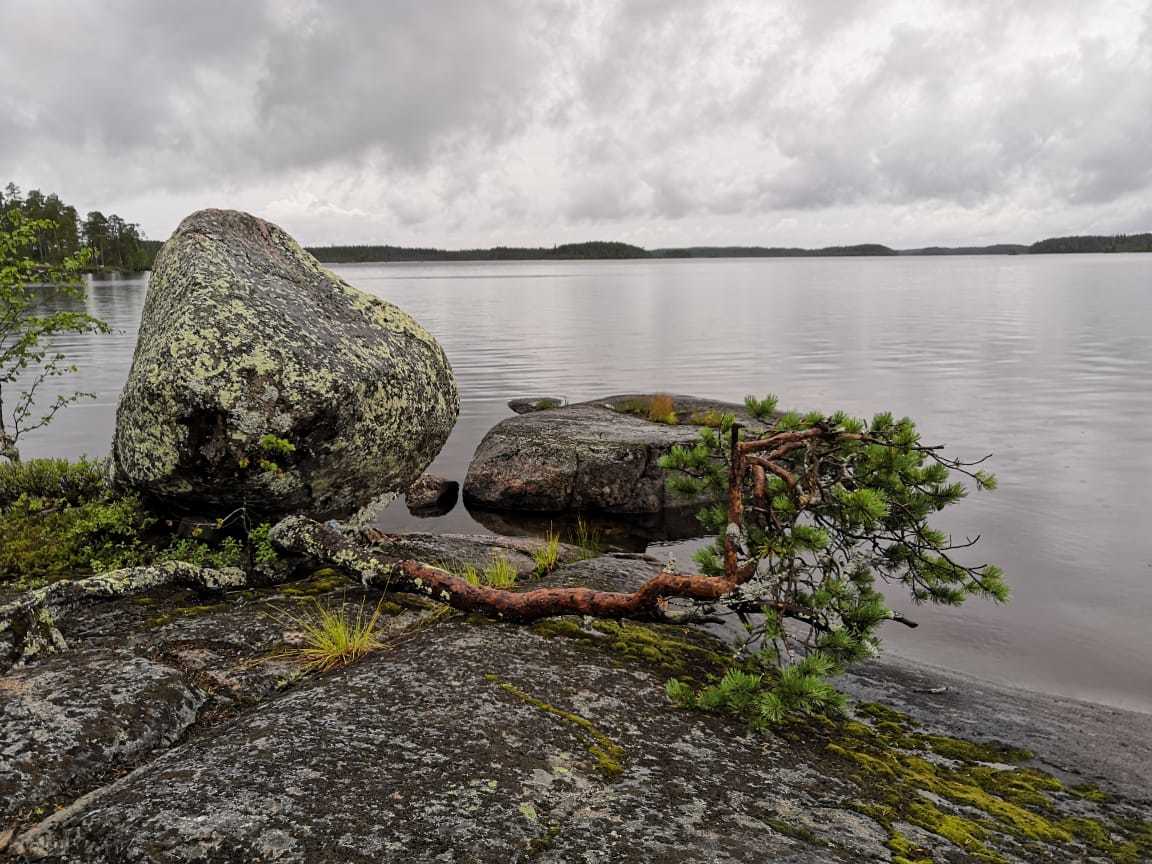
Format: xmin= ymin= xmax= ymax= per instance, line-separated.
xmin=2 ymin=538 xmax=1149 ymax=863
xmin=3 ymin=211 xmax=1149 ymax=862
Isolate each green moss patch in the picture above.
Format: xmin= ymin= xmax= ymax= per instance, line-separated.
xmin=808 ymin=702 xmax=1152 ymax=863
xmin=530 ymin=617 xmax=728 ymax=675
xmin=485 ymin=675 xmax=625 ymax=778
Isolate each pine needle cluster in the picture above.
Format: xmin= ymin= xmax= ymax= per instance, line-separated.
xmin=659 ymin=394 xmax=1006 ymax=723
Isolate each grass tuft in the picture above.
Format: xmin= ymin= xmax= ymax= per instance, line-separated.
xmin=452 ymin=554 xmax=519 ymax=589
xmin=573 ymin=516 xmax=603 ymax=560
xmin=532 ymin=529 xmax=562 ymax=575
xmin=276 ymin=598 xmax=386 ymax=673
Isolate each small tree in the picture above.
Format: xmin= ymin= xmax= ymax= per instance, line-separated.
xmin=657 ymin=397 xmax=1006 ymax=721
xmin=0 ymin=209 xmax=109 ymax=463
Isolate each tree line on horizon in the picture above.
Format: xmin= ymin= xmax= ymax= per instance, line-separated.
xmin=1 ymin=182 xmax=160 ymax=272
xmin=4 ymin=181 xmax=1149 ymax=270
xmin=307 ymin=234 xmax=1152 ymax=263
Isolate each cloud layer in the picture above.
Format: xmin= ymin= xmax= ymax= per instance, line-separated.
xmin=2 ymin=0 xmax=1150 ymax=247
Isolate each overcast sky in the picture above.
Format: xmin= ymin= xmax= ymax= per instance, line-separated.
xmin=2 ymin=0 xmax=1150 ymax=248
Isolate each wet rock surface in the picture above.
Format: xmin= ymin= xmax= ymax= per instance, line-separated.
xmin=507 ymin=396 xmax=565 ymax=414
xmin=404 ymin=474 xmax=459 ymax=515
xmin=463 ymin=394 xmax=765 ymax=518
xmin=2 ymin=536 xmax=1149 ymax=863
xmin=0 ymin=649 xmax=203 ymax=823
xmin=839 ymin=654 xmax=1152 ymax=804
xmin=110 ymin=208 xmax=459 ymax=519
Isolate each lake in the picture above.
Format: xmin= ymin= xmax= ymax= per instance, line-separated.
xmin=20 ymin=255 xmax=1152 ymax=713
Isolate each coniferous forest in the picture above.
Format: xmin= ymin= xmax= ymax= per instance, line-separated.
xmin=4 ymin=180 xmax=1150 ymax=271
xmin=0 ymin=182 xmax=160 ymax=272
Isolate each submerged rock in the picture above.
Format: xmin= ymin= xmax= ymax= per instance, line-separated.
xmin=463 ymin=394 xmax=764 ymax=518
xmin=508 ymin=396 xmax=565 ymax=414
xmin=110 ymin=209 xmax=459 ymax=519
xmin=404 ymin=474 xmax=459 ymax=515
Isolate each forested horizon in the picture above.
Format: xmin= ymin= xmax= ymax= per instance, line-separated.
xmin=0 ymin=182 xmax=159 ymax=272
xmin=5 ymin=181 xmax=1150 ymax=271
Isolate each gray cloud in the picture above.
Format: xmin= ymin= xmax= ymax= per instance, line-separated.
xmin=1 ymin=0 xmax=1149 ymax=247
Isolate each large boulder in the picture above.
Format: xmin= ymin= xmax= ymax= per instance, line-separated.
xmin=110 ymin=209 xmax=458 ymax=518
xmin=463 ymin=394 xmax=765 ymax=517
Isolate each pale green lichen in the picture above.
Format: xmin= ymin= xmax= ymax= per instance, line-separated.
xmin=111 ymin=209 xmax=459 ymax=515
xmin=485 ymin=674 xmax=625 ymax=778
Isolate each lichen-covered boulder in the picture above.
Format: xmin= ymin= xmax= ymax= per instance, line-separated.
xmin=110 ymin=209 xmax=458 ymax=518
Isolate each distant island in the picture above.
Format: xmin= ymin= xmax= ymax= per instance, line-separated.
xmin=4 ymin=180 xmax=1151 ymax=271
xmin=309 ymin=233 xmax=1152 ymax=264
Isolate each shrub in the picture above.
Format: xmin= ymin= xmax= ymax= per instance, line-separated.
xmin=0 ymin=493 xmax=153 ymax=585
xmin=646 ymin=394 xmax=677 ymax=424
xmin=0 ymin=457 xmax=108 ymax=508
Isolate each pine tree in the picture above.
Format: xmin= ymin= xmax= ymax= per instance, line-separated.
xmin=659 ymin=396 xmax=1005 ymax=722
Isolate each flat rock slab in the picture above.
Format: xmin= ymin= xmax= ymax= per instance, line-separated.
xmin=364 ymin=531 xmax=585 ymax=578
xmin=463 ymin=394 xmax=764 ymax=518
xmin=0 ymin=649 xmax=203 ymax=824
xmin=13 ymin=623 xmax=871 ymax=864
xmin=840 ymin=654 xmax=1152 ymax=804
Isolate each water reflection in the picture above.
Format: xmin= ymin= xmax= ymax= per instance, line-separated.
xmin=13 ymin=255 xmax=1152 ymax=713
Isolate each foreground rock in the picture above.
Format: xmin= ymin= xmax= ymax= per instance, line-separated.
xmin=110 ymin=209 xmax=459 ymax=519
xmin=13 ymin=615 xmax=1152 ymax=864
xmin=464 ymin=394 xmax=765 ymax=519
xmin=0 ymin=649 xmax=203 ymax=823
xmin=11 ymin=622 xmax=875 ymax=863
xmin=3 ymin=541 xmax=1150 ymax=862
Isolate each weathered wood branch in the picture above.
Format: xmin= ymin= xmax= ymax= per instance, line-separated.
xmin=269 ymin=516 xmax=760 ymax=624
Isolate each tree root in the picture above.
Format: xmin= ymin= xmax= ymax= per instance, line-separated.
xmin=0 ymin=562 xmax=249 ymax=666
xmin=269 ymin=516 xmax=754 ymax=624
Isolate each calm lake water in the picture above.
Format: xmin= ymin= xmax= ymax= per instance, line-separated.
xmin=22 ymin=255 xmax=1152 ymax=713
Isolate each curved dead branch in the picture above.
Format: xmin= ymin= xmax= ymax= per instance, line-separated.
xmin=269 ymin=516 xmax=762 ymax=624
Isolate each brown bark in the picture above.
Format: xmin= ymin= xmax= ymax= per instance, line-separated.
xmin=269 ymin=516 xmax=762 ymax=624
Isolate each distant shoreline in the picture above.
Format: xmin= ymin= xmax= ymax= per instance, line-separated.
xmin=307 ymin=233 xmax=1152 ymax=264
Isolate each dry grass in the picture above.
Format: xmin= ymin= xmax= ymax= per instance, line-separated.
xmin=276 ymin=598 xmax=386 ymax=673
xmin=686 ymin=409 xmax=727 ymax=428
xmin=646 ymin=394 xmax=678 ymax=424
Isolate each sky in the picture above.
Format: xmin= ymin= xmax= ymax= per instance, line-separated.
xmin=2 ymin=0 xmax=1150 ymax=249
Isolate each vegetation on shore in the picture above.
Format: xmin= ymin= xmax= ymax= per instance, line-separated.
xmin=2 ymin=182 xmax=158 ymax=272
xmin=0 ymin=457 xmax=280 ymax=593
